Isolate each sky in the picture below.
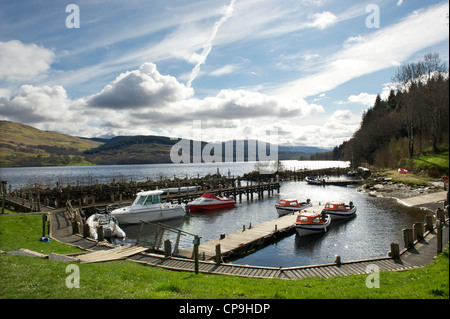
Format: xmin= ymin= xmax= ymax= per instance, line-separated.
xmin=0 ymin=0 xmax=448 ymax=149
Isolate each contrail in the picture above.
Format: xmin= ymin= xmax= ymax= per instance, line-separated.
xmin=187 ymin=0 xmax=236 ymax=88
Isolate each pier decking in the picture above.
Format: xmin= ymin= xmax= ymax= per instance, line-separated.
xmin=177 ymin=205 xmax=323 ymax=260
xmin=47 ymin=207 xmax=448 ymax=279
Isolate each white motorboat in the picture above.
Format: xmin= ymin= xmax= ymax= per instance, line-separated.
xmin=295 ymin=211 xmax=331 ymax=237
xmin=275 ymin=198 xmax=311 ymax=216
xmin=321 ymin=201 xmax=357 ymax=219
xmin=110 ymin=190 xmax=186 ymax=224
xmin=86 ymin=214 xmax=126 ymax=240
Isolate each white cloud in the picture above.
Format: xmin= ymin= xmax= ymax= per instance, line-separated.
xmin=342 ymin=92 xmax=377 ymax=107
xmin=0 ymin=84 xmax=100 ymax=137
xmin=276 ymin=2 xmax=449 ymax=99
xmin=0 ymin=40 xmax=54 ymax=82
xmin=88 ymin=63 xmax=193 ymax=109
xmin=397 ymin=0 xmax=404 ymax=6
xmin=308 ymin=11 xmax=337 ymax=30
xmin=209 ymin=64 xmax=239 ymax=76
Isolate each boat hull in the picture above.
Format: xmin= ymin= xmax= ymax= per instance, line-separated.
xmin=322 ymin=206 xmax=357 ymax=219
xmin=275 ymin=203 xmax=312 ymax=216
xmin=295 ymin=218 xmax=331 ymax=237
xmin=110 ymin=206 xmax=185 ymax=224
xmin=188 ymin=202 xmax=235 ymax=211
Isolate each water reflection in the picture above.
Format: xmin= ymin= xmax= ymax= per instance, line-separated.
xmin=121 ymin=180 xmax=432 ymax=268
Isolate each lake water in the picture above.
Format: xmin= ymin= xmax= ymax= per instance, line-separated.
xmin=0 ymin=160 xmax=350 ymax=190
xmin=120 ymin=181 xmax=430 ymax=267
xmin=0 ymin=160 xmax=431 ymax=267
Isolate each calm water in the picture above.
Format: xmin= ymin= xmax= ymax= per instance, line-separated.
xmin=0 ymin=160 xmax=429 ymax=267
xmin=0 ymin=160 xmax=349 ymax=190
xmin=121 ymin=181 xmax=431 ymax=268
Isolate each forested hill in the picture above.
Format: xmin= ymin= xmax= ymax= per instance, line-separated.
xmin=311 ymin=53 xmax=449 ymax=171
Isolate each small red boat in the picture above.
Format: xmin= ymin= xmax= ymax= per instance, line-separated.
xmin=187 ymin=193 xmax=235 ymax=211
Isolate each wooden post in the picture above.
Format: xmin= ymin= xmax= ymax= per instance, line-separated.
xmin=41 ymin=214 xmax=47 ymax=237
xmin=402 ymin=228 xmax=413 ymax=249
xmin=425 ymin=215 xmax=433 ymax=232
xmin=193 ymin=235 xmax=200 ymax=274
xmin=390 ymin=242 xmax=400 ymax=258
xmin=413 ymin=222 xmax=424 ymax=241
xmin=215 ymin=244 xmax=221 ymax=265
xmin=83 ymin=223 xmax=90 ymax=238
xmin=164 ymin=239 xmax=172 ymax=258
xmin=436 ymin=220 xmax=443 ymax=254
xmin=97 ymin=225 xmax=104 ymax=241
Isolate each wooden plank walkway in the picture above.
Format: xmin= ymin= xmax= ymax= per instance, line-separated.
xmin=77 ymin=245 xmax=148 ymax=263
xmin=48 ymin=207 xmax=448 ymax=280
xmin=177 ymin=204 xmax=323 ymax=260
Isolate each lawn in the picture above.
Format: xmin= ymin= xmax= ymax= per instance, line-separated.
xmin=0 ymin=213 xmax=448 ymax=300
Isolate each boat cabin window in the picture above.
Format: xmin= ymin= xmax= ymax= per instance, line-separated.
xmin=325 ymin=204 xmax=334 ymax=209
xmin=135 ymin=196 xmax=146 ymax=205
xmin=298 ymin=216 xmax=309 ymax=222
xmin=279 ymin=200 xmax=287 ymax=205
xmin=135 ymin=194 xmax=162 ymax=205
xmin=338 ymin=205 xmax=345 ymax=210
xmin=290 ymin=201 xmax=298 ymax=206
xmin=143 ymin=195 xmax=161 ymax=205
xmin=312 ymin=217 xmax=321 ymax=223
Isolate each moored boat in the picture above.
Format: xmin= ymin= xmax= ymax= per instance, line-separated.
xmin=275 ymin=198 xmax=311 ymax=216
xmin=321 ymin=201 xmax=356 ymax=219
xmin=305 ymin=176 xmax=325 ymax=185
xmin=86 ymin=213 xmax=126 ymax=240
xmin=110 ymin=190 xmax=186 ymax=224
xmin=187 ymin=193 xmax=235 ymax=211
xmin=295 ymin=211 xmax=331 ymax=237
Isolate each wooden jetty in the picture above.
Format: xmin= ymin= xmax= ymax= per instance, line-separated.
xmin=177 ymin=205 xmax=323 ymax=260
xmin=47 ymin=206 xmax=449 ymax=280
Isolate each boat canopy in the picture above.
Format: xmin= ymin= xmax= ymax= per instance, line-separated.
xmin=133 ymin=190 xmax=164 ymax=206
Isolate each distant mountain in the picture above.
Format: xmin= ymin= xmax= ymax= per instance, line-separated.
xmin=0 ymin=120 xmax=102 ymax=167
xmin=0 ymin=120 xmax=330 ymax=167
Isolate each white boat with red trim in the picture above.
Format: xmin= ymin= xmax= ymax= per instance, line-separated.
xmin=275 ymin=198 xmax=311 ymax=216
xmin=322 ymin=201 xmax=356 ymax=219
xmin=295 ymin=211 xmax=331 ymax=237
xmin=187 ymin=193 xmax=235 ymax=211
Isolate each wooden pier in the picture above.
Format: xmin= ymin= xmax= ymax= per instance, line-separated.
xmin=177 ymin=205 xmax=323 ymax=260
xmin=47 ymin=207 xmax=449 ymax=280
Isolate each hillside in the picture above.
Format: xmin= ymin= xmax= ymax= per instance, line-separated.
xmin=0 ymin=121 xmax=103 ymax=167
xmin=0 ymin=121 xmax=326 ymax=167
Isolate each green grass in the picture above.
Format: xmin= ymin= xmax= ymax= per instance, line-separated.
xmin=0 ymin=214 xmax=448 ymax=299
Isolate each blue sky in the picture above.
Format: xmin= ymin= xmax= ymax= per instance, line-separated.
xmin=0 ymin=0 xmax=448 ymax=148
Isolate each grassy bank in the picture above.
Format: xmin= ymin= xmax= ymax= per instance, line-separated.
xmin=0 ymin=214 xmax=448 ymax=299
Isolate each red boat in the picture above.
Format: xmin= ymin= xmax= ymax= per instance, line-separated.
xmin=187 ymin=193 xmax=235 ymax=211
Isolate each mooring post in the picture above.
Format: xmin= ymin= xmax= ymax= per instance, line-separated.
xmin=413 ymin=222 xmax=424 ymax=241
xmin=97 ymin=225 xmax=104 ymax=241
xmin=215 ymin=244 xmax=221 ymax=265
xmin=425 ymin=215 xmax=433 ymax=232
xmin=193 ymin=235 xmax=200 ymax=274
xmin=389 ymin=242 xmax=400 ymax=258
xmin=402 ymin=228 xmax=413 ymax=249
xmin=164 ymin=239 xmax=172 ymax=258
xmin=436 ymin=220 xmax=443 ymax=254
xmin=41 ymin=213 xmax=47 ymax=237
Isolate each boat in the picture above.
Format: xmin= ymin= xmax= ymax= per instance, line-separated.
xmin=110 ymin=190 xmax=186 ymax=224
xmin=86 ymin=213 xmax=126 ymax=240
xmin=295 ymin=211 xmax=331 ymax=237
xmin=187 ymin=193 xmax=235 ymax=211
xmin=321 ymin=201 xmax=357 ymax=219
xmin=275 ymin=198 xmax=312 ymax=216
xmin=305 ymin=176 xmax=325 ymax=185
